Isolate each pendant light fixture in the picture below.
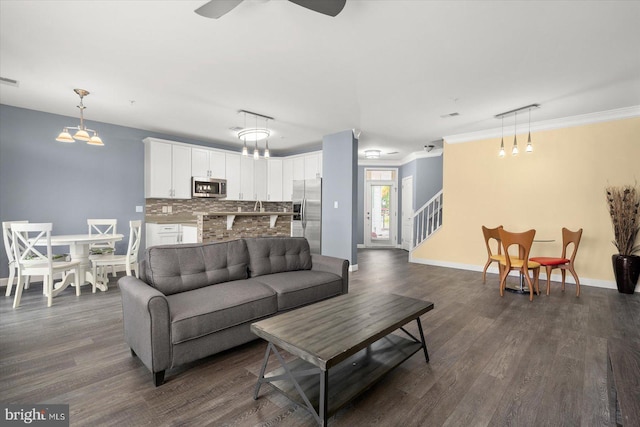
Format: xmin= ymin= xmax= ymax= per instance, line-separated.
xmin=526 ymin=108 xmax=533 ymax=153
xmin=56 ymin=89 xmax=104 ymax=146
xmin=264 ymin=117 xmax=270 ymax=158
xmin=237 ymin=110 xmax=273 ymax=159
xmin=241 ymin=111 xmax=248 ymax=156
xmin=498 ymin=116 xmax=505 ymax=157
xmin=495 ymin=103 xmax=540 ymax=157
xmin=253 ymin=113 xmax=260 ymax=159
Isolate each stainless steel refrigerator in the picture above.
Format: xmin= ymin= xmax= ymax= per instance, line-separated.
xmin=291 ymin=178 xmax=322 ymax=254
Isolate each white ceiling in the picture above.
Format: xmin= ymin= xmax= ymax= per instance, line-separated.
xmin=1 ymin=0 xmax=639 ymax=160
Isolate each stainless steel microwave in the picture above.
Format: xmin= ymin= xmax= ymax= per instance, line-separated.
xmin=192 ymin=177 xmax=227 ymax=198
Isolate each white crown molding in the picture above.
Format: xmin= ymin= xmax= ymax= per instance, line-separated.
xmin=358 ymin=147 xmax=443 ymax=167
xmin=443 ymin=105 xmax=640 ymax=144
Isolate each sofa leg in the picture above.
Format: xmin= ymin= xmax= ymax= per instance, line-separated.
xmin=130 ymin=348 xmax=137 ymax=358
xmin=154 ymin=371 xmax=165 ymax=387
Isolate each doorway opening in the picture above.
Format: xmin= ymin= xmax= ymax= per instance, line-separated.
xmin=364 ymin=168 xmax=398 ymax=248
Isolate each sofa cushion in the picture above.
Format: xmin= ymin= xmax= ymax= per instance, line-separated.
xmin=144 ymin=239 xmax=249 ymax=295
xmin=252 ymin=270 xmax=343 ymax=311
xmin=167 ymin=279 xmax=277 ymax=344
xmin=245 ymin=237 xmax=312 ymax=278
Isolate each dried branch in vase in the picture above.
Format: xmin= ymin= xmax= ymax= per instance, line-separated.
xmin=606 ymin=184 xmax=640 ymax=256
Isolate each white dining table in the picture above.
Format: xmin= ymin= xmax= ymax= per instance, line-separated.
xmin=33 ymin=234 xmax=124 ymax=295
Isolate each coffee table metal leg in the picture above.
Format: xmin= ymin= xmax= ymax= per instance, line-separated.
xmin=253 ymin=343 xmax=272 ymax=400
xmin=319 ymin=369 xmax=329 ymax=426
xmin=416 ymin=318 xmax=429 ymax=363
xmin=399 ymin=319 xmax=430 ymax=364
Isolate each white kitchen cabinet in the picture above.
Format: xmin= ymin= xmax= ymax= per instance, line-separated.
xmin=254 ymin=159 xmax=268 ymax=201
xmin=240 ymin=155 xmax=255 ymax=200
xmin=292 ymin=157 xmax=305 ymax=181
xmin=144 ymin=138 xmax=191 ymax=199
xmin=267 ymin=159 xmax=283 ymax=201
xmin=146 ymin=223 xmax=180 ymax=249
xmin=226 ymin=153 xmax=256 ymax=200
xmin=304 ymin=152 xmax=322 ymax=179
xmin=192 ymin=148 xmax=226 ymax=179
xmin=282 ymin=158 xmax=293 ymax=201
xmin=182 ymin=225 xmax=198 ymax=244
xmin=225 ymin=153 xmax=242 ymax=199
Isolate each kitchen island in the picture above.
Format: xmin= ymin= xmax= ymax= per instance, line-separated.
xmin=194 ymin=211 xmax=294 ymax=243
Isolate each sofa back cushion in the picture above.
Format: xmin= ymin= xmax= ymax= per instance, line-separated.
xmin=245 ymin=237 xmax=312 ymax=278
xmin=143 ymin=239 xmax=249 ymax=295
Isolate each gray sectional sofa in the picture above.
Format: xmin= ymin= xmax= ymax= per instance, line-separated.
xmin=118 ymin=237 xmax=349 ymax=386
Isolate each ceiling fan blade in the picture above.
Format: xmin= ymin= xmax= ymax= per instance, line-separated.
xmin=287 ymin=0 xmax=346 ymax=17
xmin=195 ymin=0 xmax=244 ymax=19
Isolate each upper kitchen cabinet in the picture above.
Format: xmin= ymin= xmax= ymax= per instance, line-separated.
xmin=282 ymin=158 xmax=293 ymax=201
xmin=225 ymin=153 xmax=255 ymax=200
xmin=192 ymin=148 xmax=225 ymax=179
xmin=254 ymin=159 xmax=268 ymax=201
xmin=144 ymin=138 xmax=191 ymax=199
xmin=304 ymin=152 xmax=322 ymax=179
xmin=267 ymin=159 xmax=283 ymax=201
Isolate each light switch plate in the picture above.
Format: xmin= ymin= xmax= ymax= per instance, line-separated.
xmin=334 ymin=201 xmax=339 ymax=208
xmin=135 ymin=205 xmax=143 ymax=213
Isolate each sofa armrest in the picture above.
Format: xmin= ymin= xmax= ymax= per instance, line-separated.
xmin=119 ymin=276 xmax=172 ymax=375
xmin=311 ymin=254 xmax=349 ymax=294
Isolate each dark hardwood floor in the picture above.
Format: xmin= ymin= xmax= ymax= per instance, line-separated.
xmin=2 ymin=249 xmax=639 ymax=426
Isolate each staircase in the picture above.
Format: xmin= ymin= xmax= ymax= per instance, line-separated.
xmin=411 ymin=190 xmax=443 ymax=249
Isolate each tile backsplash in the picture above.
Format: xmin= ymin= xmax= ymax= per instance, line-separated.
xmin=146 ymin=198 xmax=291 ymax=216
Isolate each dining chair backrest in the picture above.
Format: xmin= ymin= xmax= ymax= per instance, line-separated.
xmin=482 ymin=225 xmax=503 ymax=257
xmin=11 ymin=223 xmax=54 ymax=272
xmin=498 ymin=229 xmax=536 ymax=271
xmin=2 ymin=220 xmax=28 ymax=265
xmin=88 ymin=219 xmax=118 ymax=251
xmin=126 ymin=220 xmax=142 ymax=263
xmin=561 ymin=227 xmax=583 ymax=262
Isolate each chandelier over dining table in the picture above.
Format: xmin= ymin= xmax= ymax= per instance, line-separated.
xmin=55 ymin=88 xmax=104 ymax=146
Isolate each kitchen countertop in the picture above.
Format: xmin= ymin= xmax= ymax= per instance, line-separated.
xmin=145 ymin=215 xmax=197 ymax=225
xmin=194 ymin=211 xmax=294 ymax=216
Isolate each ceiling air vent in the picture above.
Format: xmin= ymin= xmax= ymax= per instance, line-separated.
xmin=440 ymin=112 xmax=459 ymax=118
xmin=0 ymin=76 xmax=19 ymax=87
xmin=229 ymin=126 xmax=243 ymax=132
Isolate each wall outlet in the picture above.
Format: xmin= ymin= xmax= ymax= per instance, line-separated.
xmin=135 ymin=205 xmax=143 ymax=213
xmin=167 ymin=206 xmax=172 ymax=213
xmin=334 ymin=201 xmax=339 ymax=208
xmin=162 ymin=206 xmax=168 ymax=213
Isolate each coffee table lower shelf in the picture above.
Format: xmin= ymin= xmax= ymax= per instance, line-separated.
xmin=255 ymin=334 xmax=422 ymax=422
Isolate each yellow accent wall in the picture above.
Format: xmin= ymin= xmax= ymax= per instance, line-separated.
xmin=412 ymin=116 xmax=640 ymax=286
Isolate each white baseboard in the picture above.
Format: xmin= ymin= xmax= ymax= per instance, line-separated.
xmin=349 ymin=264 xmax=359 ymax=272
xmin=408 ymin=256 xmax=629 ymax=292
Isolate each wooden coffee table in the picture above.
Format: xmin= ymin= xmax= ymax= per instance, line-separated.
xmin=251 ymin=292 xmax=434 ymax=426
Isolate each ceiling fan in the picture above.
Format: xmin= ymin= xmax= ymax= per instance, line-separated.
xmin=195 ymin=0 xmax=346 ymax=19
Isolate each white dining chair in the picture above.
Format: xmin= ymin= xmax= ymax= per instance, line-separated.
xmin=3 ymin=220 xmax=29 ymax=297
xmin=88 ymin=219 xmax=118 ymax=278
xmin=11 ymin=223 xmax=81 ymax=308
xmin=91 ymin=220 xmax=142 ymax=292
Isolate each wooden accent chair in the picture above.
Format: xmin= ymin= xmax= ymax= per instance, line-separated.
xmin=530 ymin=228 xmax=583 ymax=296
xmin=498 ymin=229 xmax=541 ymax=301
xmin=481 ymin=225 xmax=504 ymax=283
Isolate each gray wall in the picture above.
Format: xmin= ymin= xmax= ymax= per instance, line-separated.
xmin=0 ymin=104 xmax=239 ymax=279
xmin=358 ymin=155 xmax=443 ymax=245
xmin=321 ymin=130 xmax=358 ymax=266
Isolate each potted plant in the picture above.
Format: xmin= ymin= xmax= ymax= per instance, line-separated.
xmin=606 ymin=184 xmax=640 ymax=294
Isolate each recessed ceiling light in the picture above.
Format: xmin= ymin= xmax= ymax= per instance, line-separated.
xmin=364 ymin=150 xmax=381 ymax=159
